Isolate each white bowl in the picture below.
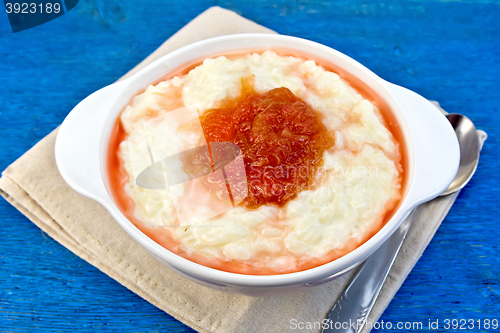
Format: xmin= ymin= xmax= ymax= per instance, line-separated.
xmin=55 ymin=34 xmax=459 ymax=296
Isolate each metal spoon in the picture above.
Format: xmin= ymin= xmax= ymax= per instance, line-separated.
xmin=322 ymin=113 xmax=481 ymax=333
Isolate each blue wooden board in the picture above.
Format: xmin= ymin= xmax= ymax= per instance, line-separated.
xmin=1 ymin=0 xmax=499 ymax=332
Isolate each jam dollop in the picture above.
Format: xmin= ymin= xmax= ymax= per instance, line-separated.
xmin=200 ymin=86 xmax=334 ymax=208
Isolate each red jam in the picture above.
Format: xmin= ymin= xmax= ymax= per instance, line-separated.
xmin=200 ymin=86 xmax=335 ymax=209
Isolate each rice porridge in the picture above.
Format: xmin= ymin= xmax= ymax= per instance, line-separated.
xmin=108 ymin=50 xmax=403 ymax=274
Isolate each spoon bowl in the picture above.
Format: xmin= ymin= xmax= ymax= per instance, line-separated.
xmin=440 ymin=113 xmax=480 ymax=196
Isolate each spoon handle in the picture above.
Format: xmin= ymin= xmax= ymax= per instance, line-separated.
xmin=321 ymin=208 xmax=418 ymax=333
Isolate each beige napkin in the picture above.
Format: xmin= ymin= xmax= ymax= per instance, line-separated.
xmin=0 ymin=7 xmax=487 ymax=333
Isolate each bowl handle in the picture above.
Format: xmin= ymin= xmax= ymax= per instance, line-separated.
xmin=384 ymin=81 xmax=460 ymax=207
xmin=55 ymin=80 xmax=129 ymax=205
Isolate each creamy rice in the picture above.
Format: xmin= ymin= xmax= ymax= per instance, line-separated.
xmin=116 ymin=51 xmax=402 ymax=273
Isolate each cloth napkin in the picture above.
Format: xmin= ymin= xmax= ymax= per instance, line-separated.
xmin=0 ymin=7 xmax=487 ymax=333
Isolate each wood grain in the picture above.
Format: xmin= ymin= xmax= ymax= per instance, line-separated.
xmin=1 ymin=0 xmax=499 ymax=332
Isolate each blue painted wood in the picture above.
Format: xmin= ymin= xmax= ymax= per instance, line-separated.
xmin=1 ymin=0 xmax=499 ymax=332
